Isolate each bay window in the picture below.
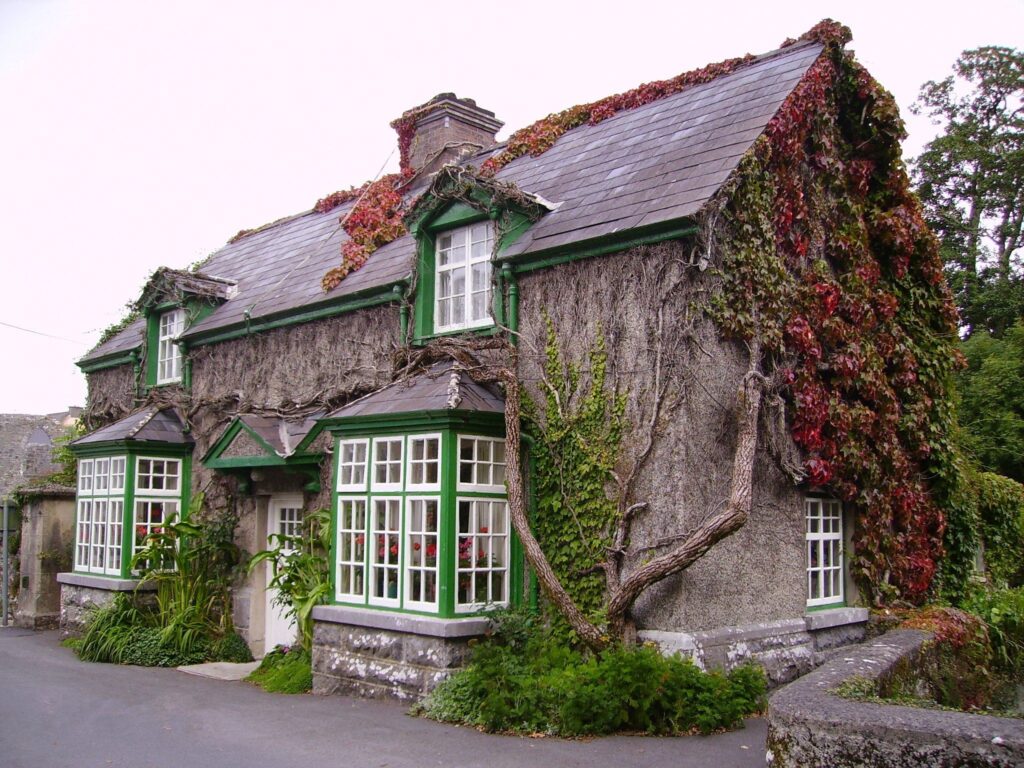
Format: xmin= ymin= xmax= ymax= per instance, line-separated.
xmin=72 ymin=453 xmax=187 ymax=579
xmin=333 ymin=431 xmax=511 ymax=616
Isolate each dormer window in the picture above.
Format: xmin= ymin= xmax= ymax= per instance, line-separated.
xmin=434 ymin=222 xmax=494 ymax=334
xmin=156 ymin=308 xmax=185 ymax=384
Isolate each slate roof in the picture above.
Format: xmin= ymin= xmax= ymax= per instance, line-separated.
xmin=326 ymin=362 xmax=504 ymax=420
xmin=72 ymin=407 xmax=193 ymax=447
xmin=81 ymin=39 xmax=823 ymax=364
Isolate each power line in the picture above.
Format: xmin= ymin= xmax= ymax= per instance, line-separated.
xmin=0 ymin=319 xmax=89 ymax=346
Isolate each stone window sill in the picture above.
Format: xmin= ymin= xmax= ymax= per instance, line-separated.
xmin=312 ymin=604 xmax=490 ymax=639
xmin=803 ymin=606 xmax=869 ymax=631
xmin=56 ymin=572 xmax=157 ymax=592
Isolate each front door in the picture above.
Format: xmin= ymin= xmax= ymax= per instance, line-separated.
xmin=264 ymin=495 xmax=302 ymax=654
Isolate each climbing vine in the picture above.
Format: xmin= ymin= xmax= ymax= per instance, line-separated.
xmin=523 ymin=319 xmax=625 ymax=624
xmin=712 ymin=21 xmax=963 ymax=604
xmin=320 ymin=170 xmax=413 ymax=291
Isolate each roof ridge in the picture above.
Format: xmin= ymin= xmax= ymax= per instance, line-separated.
xmin=126 ymin=407 xmax=160 ymax=439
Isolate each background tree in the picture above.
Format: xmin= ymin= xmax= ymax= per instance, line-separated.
xmin=957 ymin=321 xmax=1024 ymax=483
xmin=911 ymin=46 xmax=1024 ymax=337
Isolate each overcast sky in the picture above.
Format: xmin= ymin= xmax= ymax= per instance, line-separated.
xmin=1 ymin=0 xmax=1021 ymax=415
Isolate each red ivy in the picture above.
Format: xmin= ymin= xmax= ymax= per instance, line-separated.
xmin=321 ymin=171 xmax=413 ymax=291
xmin=757 ymin=30 xmax=961 ymax=603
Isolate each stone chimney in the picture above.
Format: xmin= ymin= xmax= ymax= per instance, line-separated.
xmin=395 ymin=94 xmax=503 ymax=176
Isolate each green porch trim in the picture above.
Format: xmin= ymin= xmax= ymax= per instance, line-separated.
xmin=202 ymin=418 xmax=279 ymax=465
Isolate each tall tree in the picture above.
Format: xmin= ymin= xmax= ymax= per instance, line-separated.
xmin=911 ymin=46 xmax=1024 ymax=337
xmin=957 ymin=321 xmax=1024 ymax=483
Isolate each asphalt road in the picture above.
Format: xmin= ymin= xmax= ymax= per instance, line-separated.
xmin=0 ymin=626 xmax=768 ymax=768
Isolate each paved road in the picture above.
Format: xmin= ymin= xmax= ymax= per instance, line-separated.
xmin=0 ymin=627 xmax=767 ymax=768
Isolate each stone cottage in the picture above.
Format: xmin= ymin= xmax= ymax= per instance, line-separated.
xmin=60 ymin=21 xmax=961 ymax=699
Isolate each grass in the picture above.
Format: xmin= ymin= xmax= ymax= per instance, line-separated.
xmin=246 ymin=646 xmax=312 ymax=694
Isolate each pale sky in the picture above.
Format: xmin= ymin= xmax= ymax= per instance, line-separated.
xmin=1 ymin=0 xmax=1021 ymax=414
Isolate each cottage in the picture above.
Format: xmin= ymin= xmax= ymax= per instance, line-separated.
xmin=60 ymin=20 xmax=961 ymax=699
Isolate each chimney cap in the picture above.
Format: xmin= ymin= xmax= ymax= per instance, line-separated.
xmin=395 ymin=93 xmax=503 ymax=134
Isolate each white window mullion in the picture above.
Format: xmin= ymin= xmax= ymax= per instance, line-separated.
xmin=434 ymin=223 xmax=494 ymax=334
xmin=369 ymin=497 xmax=402 ymax=608
xmin=806 ymin=497 xmax=844 ymax=607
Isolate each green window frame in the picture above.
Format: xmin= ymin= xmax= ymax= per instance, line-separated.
xmin=411 ymin=204 xmax=506 ymax=344
xmin=331 ymin=429 xmax=515 ymax=618
xmin=72 ymin=451 xmax=191 ymax=580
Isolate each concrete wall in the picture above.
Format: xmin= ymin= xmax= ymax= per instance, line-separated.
xmin=14 ymin=490 xmax=74 ymax=629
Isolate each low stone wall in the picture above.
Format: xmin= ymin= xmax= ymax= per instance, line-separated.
xmin=311 ymin=605 xmax=489 ymax=701
xmin=767 ymin=629 xmax=1024 ymax=767
xmin=56 ymin=573 xmax=155 ymax=638
xmin=639 ymin=607 xmax=869 ymax=686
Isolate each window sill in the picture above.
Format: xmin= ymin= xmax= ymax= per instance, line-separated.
xmin=803 ymin=606 xmax=869 ymax=631
xmin=57 ymin=572 xmax=157 ymax=592
xmin=312 ymin=604 xmax=490 ymax=638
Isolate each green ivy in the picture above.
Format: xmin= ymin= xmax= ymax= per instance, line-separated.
xmin=525 ymin=317 xmax=625 ymax=629
xmin=975 ymin=473 xmax=1024 ymax=587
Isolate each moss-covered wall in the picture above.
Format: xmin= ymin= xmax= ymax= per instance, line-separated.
xmin=516 ymin=243 xmax=807 ymax=633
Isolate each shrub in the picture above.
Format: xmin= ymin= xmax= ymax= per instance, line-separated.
xmin=415 ymin=609 xmax=766 ymax=736
xmin=214 ymin=632 xmax=254 ymax=663
xmin=246 ymin=646 xmax=312 ymax=694
xmin=900 ymin=606 xmax=996 ymax=709
xmin=963 ymin=586 xmax=1024 ymax=678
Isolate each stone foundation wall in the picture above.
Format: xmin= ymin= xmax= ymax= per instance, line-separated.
xmin=767 ymin=629 xmax=1024 ymax=767
xmin=56 ymin=573 xmax=154 ymax=638
xmin=640 ymin=607 xmax=869 ymax=686
xmin=311 ymin=605 xmax=488 ymax=701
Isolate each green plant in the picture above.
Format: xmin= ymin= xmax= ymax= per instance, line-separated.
xmin=963 ymin=586 xmax=1024 ymax=677
xmin=415 ymin=608 xmax=766 ymax=736
xmin=46 ymin=421 xmax=85 ymax=488
xmin=77 ymin=594 xmax=154 ymax=664
xmin=248 ymin=508 xmax=331 ymax=654
xmin=213 ymin=631 xmax=254 ymax=663
xmin=524 ymin=320 xmax=625 ymax=633
xmin=246 ymin=646 xmax=312 ymax=694
xmin=132 ymin=493 xmax=242 ymax=658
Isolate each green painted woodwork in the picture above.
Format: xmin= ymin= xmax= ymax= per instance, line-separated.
xmin=497 ymin=221 xmax=699 ymax=274
xmin=78 ymin=351 xmax=137 ymax=374
xmin=805 ymin=601 xmax=846 ymax=612
xmin=201 ymin=416 xmax=324 ymax=472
